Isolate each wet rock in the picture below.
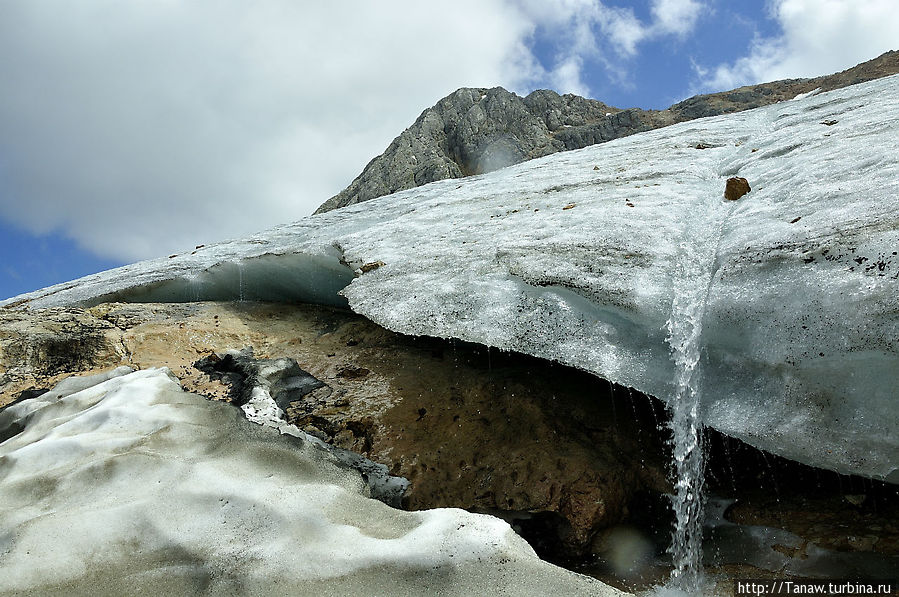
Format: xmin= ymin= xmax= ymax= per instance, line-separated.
xmin=194 ymin=347 xmax=325 ymax=410
xmin=703 ymin=431 xmax=899 ymax=578
xmin=844 ymin=494 xmax=867 ymax=507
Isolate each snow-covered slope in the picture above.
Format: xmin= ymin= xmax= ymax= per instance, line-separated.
xmin=0 ymin=368 xmax=622 ymax=596
xmin=4 ymin=75 xmax=898 ymax=482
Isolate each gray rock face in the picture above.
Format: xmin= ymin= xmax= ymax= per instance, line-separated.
xmin=315 ymin=50 xmax=898 ymax=214
xmin=314 ymin=87 xmax=635 ymax=214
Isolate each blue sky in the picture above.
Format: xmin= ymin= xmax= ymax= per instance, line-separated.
xmin=1 ymin=0 xmax=896 ymax=301
xmin=0 ymin=219 xmax=122 ymax=300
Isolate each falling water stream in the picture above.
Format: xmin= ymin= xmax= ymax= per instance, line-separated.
xmin=238 ymin=262 xmax=246 ymax=302
xmin=665 ymin=247 xmax=711 ymax=591
xmin=662 ymin=186 xmax=733 ymax=594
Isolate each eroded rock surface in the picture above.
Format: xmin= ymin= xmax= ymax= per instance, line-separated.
xmin=0 ymin=302 xmax=668 ymax=556
xmin=0 ymin=308 xmax=125 ymax=402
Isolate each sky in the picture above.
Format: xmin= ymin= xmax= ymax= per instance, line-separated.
xmin=1 ymin=0 xmax=897 ymax=300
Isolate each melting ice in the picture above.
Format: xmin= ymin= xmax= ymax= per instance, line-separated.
xmin=4 ymin=76 xmax=898 ymax=484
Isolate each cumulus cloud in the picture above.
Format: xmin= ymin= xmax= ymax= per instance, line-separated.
xmin=600 ymin=6 xmax=648 ymax=56
xmin=0 ymin=0 xmax=705 ymax=263
xmin=696 ymin=0 xmax=899 ymax=91
xmin=650 ymin=0 xmax=703 ymax=36
xmin=0 ymin=1 xmax=537 ymax=261
xmin=512 ymin=0 xmax=705 ymax=94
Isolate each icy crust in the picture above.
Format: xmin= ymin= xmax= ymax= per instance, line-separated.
xmin=0 ymin=369 xmax=623 ymax=597
xmin=4 ymin=75 xmax=899 ymax=480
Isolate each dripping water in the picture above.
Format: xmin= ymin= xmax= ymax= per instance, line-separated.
xmin=722 ymin=437 xmax=738 ymax=495
xmin=627 ymin=387 xmax=642 ymax=439
xmin=607 ymin=379 xmax=618 ymax=428
xmin=238 ymin=262 xmax=246 ymax=302
xmin=759 ymin=451 xmax=781 ymax=502
xmin=189 ymin=277 xmax=201 ymax=301
xmin=647 ymin=391 xmax=663 ymax=432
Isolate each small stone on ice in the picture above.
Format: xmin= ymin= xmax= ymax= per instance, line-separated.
xmin=724 ymin=177 xmax=751 ymax=201
xmin=360 ymin=261 xmax=385 ymax=273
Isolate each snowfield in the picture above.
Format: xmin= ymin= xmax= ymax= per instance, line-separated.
xmin=4 ymin=75 xmax=898 ymax=482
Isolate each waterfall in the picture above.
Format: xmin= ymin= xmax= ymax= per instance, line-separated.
xmin=665 ymin=244 xmax=710 ymax=590
xmin=238 ymin=262 xmax=246 ymax=302
xmin=662 ymin=189 xmax=732 ymax=593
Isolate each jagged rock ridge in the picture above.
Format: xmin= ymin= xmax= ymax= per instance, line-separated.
xmin=315 ymin=50 xmax=898 ymax=213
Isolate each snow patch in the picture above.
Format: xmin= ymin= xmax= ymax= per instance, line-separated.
xmin=0 ymin=369 xmax=623 ymax=596
xmin=791 ymin=87 xmax=821 ymax=101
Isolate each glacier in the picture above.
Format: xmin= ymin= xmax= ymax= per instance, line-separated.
xmin=3 ymin=75 xmax=898 ymax=482
xmin=0 ymin=368 xmax=623 ymax=596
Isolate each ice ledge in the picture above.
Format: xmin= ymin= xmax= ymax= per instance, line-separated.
xmin=4 ymin=74 xmax=898 ymax=482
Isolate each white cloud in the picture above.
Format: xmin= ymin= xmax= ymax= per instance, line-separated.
xmin=697 ymin=0 xmax=899 ymax=91
xmin=548 ymin=55 xmax=591 ymax=96
xmin=0 ymin=1 xmax=537 ymax=261
xmin=0 ymin=0 xmax=708 ymax=263
xmin=600 ymin=6 xmax=648 ymax=57
xmin=650 ymin=0 xmax=703 ymax=36
xmin=512 ymin=0 xmax=706 ymax=95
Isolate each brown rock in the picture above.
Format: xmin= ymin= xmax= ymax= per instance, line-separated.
xmin=0 ymin=301 xmax=668 ymax=558
xmin=724 ymin=177 xmax=751 ymax=201
xmin=360 ymin=260 xmax=385 ymax=273
xmin=336 ymin=365 xmax=370 ymax=379
xmin=0 ymin=308 xmax=125 ymax=401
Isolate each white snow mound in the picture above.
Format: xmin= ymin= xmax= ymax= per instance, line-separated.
xmin=0 ymin=368 xmax=622 ymax=596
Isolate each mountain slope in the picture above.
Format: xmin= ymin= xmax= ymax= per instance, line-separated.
xmin=315 ymin=50 xmax=898 ymax=214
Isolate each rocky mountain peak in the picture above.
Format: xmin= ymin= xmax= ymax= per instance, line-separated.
xmin=315 ymin=50 xmax=898 ymax=214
